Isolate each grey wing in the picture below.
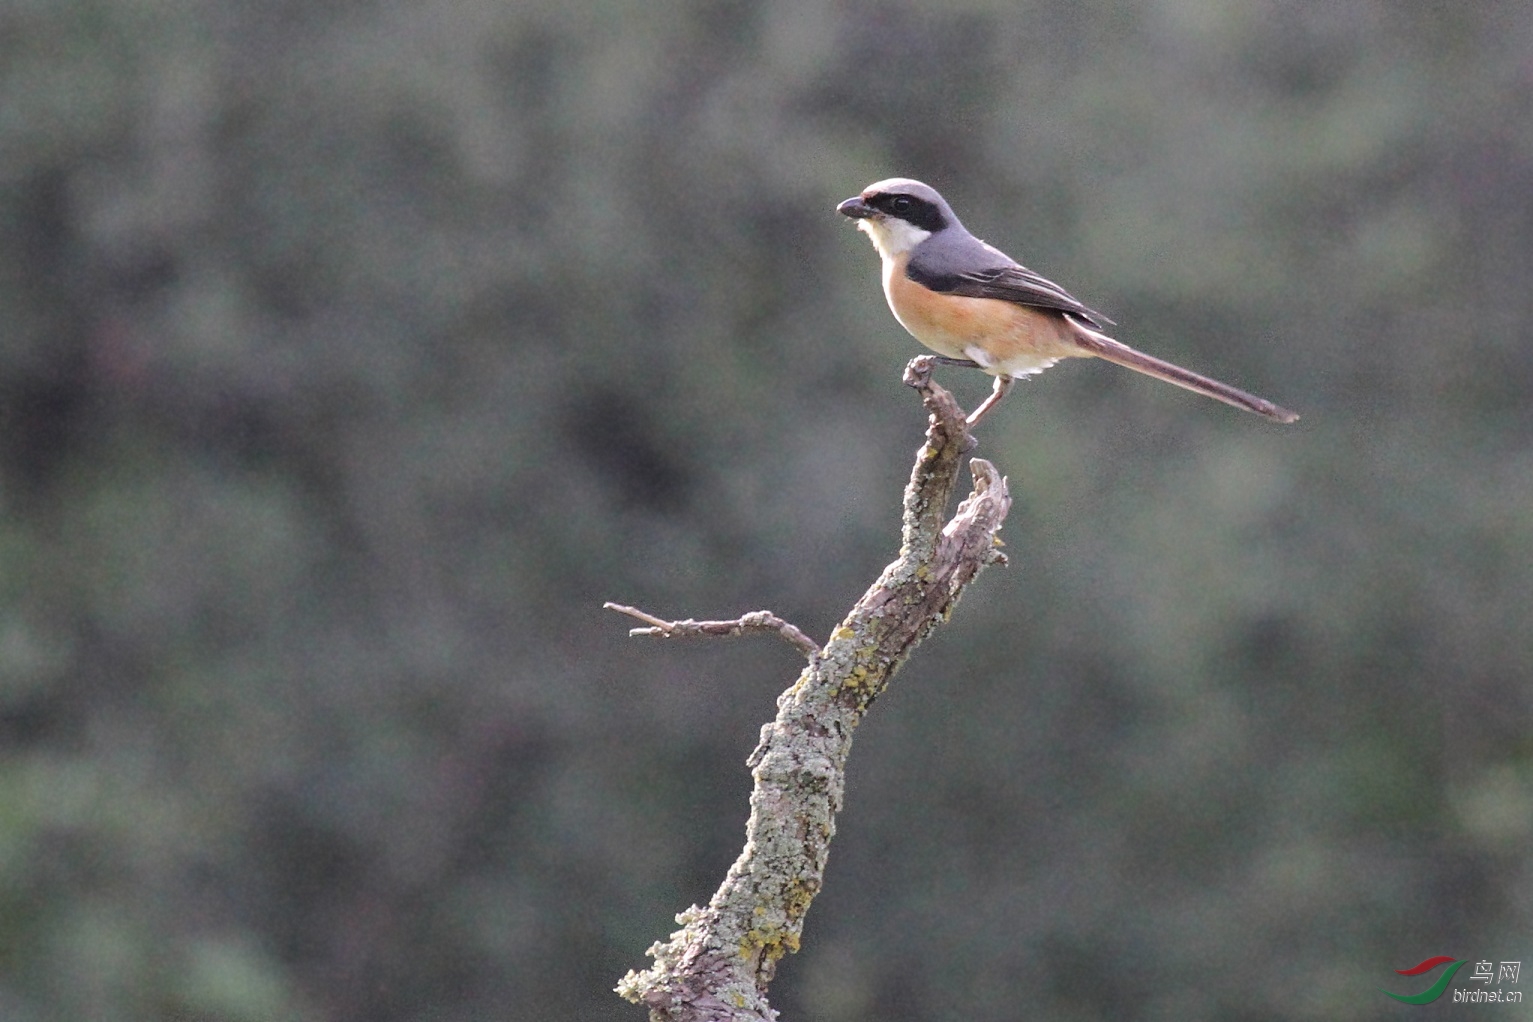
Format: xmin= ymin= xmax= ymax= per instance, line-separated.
xmin=909 ymin=262 xmax=1115 ymax=329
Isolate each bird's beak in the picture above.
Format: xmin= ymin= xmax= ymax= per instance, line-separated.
xmin=836 ymin=196 xmax=876 ymax=220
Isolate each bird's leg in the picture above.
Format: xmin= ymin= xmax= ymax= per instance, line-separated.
xmin=965 ymin=374 xmax=1013 ymax=427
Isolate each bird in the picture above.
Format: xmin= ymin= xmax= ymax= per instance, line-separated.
xmin=837 ymin=178 xmax=1298 ymax=426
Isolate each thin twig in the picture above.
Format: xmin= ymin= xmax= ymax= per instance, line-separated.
xmin=602 ymin=603 xmax=820 ymax=660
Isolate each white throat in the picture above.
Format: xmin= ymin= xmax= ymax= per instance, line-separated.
xmin=857 ymin=217 xmax=933 ymax=261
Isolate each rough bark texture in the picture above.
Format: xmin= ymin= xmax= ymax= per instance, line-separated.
xmin=613 ymin=357 xmax=1012 ymax=1021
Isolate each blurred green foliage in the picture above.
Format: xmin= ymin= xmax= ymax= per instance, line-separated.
xmin=2 ymin=1 xmax=1530 ymax=1019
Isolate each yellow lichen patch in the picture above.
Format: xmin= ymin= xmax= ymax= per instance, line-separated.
xmin=783 ymin=877 xmax=819 ymax=921
xmin=739 ymin=886 xmax=814 ymax=963
xmin=740 ymin=926 xmax=799 ymax=962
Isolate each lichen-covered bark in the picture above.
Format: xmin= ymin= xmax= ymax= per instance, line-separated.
xmin=615 ymin=357 xmax=1012 ymax=1021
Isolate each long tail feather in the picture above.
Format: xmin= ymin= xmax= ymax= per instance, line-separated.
xmin=1071 ymin=327 xmax=1299 ymax=423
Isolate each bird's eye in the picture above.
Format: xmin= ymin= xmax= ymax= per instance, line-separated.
xmin=891 ymin=196 xmax=913 ymax=213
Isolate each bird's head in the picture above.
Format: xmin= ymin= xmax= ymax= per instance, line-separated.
xmin=836 ymin=178 xmax=957 ymax=259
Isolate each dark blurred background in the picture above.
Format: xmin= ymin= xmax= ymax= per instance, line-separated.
xmin=3 ymin=1 xmax=1531 ymax=1019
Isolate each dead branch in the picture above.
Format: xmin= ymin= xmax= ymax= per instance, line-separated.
xmin=612 ymin=356 xmax=1012 ymax=1021
xmin=603 ymin=603 xmax=820 ymax=660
